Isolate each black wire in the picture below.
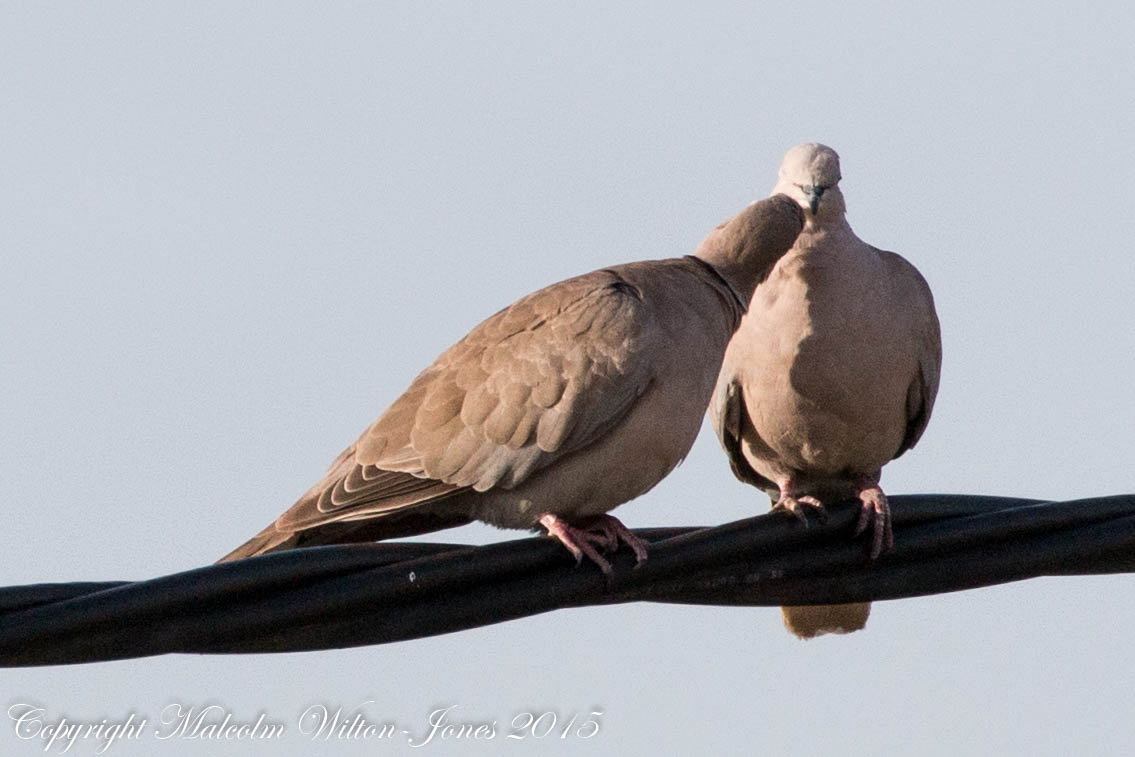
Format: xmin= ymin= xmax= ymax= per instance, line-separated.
xmin=2 ymin=493 xmax=1133 ymax=667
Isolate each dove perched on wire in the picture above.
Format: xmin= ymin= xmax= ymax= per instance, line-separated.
xmin=221 ymin=194 xmax=805 ymax=572
xmin=710 ymin=143 xmax=941 ymax=636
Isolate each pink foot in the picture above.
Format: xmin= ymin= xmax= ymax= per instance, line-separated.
xmin=772 ymin=477 xmax=827 ymax=525
xmin=538 ymin=513 xmax=648 ymax=574
xmin=852 ymin=476 xmax=893 ymax=559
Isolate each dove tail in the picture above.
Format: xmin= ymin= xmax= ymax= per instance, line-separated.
xmin=216 ymin=509 xmax=475 ymax=564
xmin=781 ymin=602 xmax=871 ymax=639
xmin=217 ymin=523 xmax=300 ymax=563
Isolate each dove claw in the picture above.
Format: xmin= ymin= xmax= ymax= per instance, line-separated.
xmin=539 ymin=513 xmax=648 ymax=573
xmin=853 ymin=478 xmax=892 ymax=560
xmin=773 ymin=479 xmax=828 ymax=526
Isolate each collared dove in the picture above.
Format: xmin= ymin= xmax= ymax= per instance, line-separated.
xmin=220 ymin=194 xmax=804 ymax=571
xmin=710 ymin=143 xmax=941 ymax=637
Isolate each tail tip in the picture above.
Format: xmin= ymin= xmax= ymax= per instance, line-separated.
xmin=781 ymin=602 xmax=871 ymax=639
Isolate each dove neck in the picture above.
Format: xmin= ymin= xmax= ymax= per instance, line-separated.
xmin=799 ymin=212 xmax=854 ymax=246
xmin=692 ymin=223 xmax=794 ymax=305
xmin=682 ymin=255 xmax=748 ymax=316
xmin=696 ymin=255 xmax=763 ymax=308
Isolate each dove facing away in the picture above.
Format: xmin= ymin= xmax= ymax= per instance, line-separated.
xmin=220 ymin=194 xmax=804 ymax=571
xmin=709 ymin=143 xmax=941 ymax=636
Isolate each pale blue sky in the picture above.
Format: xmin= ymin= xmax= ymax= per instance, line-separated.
xmin=4 ymin=3 xmax=1135 ymax=755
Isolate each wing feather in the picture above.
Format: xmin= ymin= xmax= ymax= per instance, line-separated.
xmin=271 ymin=268 xmax=659 ymax=534
xmin=876 ymin=249 xmax=942 ymax=459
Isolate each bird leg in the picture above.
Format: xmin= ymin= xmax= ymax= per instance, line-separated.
xmin=852 ymin=473 xmax=893 ymax=560
xmin=581 ymin=514 xmax=650 ymax=564
xmin=538 ymin=513 xmax=649 ymax=574
xmin=771 ymin=476 xmax=827 ymax=525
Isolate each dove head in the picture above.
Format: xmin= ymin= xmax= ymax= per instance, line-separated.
xmin=772 ymin=143 xmax=846 ymax=223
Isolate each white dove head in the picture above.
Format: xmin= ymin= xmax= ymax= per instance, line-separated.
xmin=772 ymin=143 xmax=846 ymax=221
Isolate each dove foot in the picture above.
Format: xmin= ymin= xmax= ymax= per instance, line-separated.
xmin=772 ymin=478 xmax=827 ymax=526
xmin=538 ymin=513 xmax=648 ymax=574
xmin=852 ymin=475 xmax=893 ymax=560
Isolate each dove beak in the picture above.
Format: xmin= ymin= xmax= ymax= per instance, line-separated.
xmin=804 ymin=185 xmax=825 ymax=215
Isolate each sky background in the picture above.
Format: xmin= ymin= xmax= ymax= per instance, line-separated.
xmin=3 ymin=2 xmax=1135 ymax=755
